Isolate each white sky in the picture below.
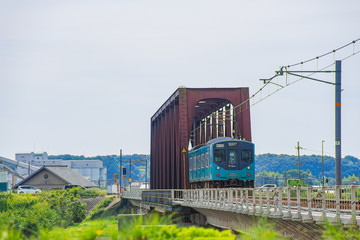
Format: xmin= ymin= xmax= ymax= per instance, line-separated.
xmin=1 ymin=1 xmax=359 ymax=159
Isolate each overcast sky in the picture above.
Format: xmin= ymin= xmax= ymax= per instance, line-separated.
xmin=1 ymin=1 xmax=359 ymax=159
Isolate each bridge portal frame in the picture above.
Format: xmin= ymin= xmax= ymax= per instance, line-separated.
xmin=150 ymin=87 xmax=251 ymax=190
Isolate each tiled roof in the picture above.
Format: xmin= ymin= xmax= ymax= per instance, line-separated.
xmin=45 ymin=166 xmax=97 ymax=187
xmin=13 ymin=165 xmax=97 ymax=188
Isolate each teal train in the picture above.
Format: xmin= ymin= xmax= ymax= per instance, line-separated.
xmin=189 ymin=137 xmax=255 ymax=188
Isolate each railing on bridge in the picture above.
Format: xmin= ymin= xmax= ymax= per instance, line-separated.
xmin=122 ymin=186 xmax=360 ymax=225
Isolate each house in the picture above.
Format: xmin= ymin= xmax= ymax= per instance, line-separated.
xmin=15 ymin=152 xmax=107 ymax=187
xmin=13 ymin=165 xmax=97 ymax=191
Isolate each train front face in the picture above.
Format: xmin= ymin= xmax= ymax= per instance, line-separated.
xmin=211 ymin=139 xmax=255 ymax=187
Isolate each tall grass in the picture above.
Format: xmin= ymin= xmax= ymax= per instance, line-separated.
xmin=34 ymin=214 xmax=236 ymax=240
xmin=78 ymin=188 xmax=107 ymax=198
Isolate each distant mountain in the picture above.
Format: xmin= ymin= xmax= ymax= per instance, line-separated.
xmin=255 ymin=154 xmax=360 ymax=179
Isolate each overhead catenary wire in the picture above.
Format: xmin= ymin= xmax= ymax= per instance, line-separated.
xmin=189 ymin=39 xmax=360 ymax=140
xmin=285 ymin=38 xmax=360 ymax=68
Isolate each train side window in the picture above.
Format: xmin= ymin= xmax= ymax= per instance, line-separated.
xmin=197 ymin=155 xmax=200 ymax=169
xmin=190 ymin=157 xmax=193 ymax=171
xmin=205 ymin=153 xmax=209 ymax=167
xmin=201 ymin=154 xmax=205 ymax=168
xmin=241 ymin=149 xmax=253 ymax=162
xmin=214 ymin=149 xmax=225 ymax=162
xmin=229 ymin=150 xmax=237 ymax=165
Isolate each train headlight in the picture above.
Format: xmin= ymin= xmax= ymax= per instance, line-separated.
xmin=216 ymin=166 xmax=220 ymax=170
xmin=247 ymin=166 xmax=251 ymax=170
xmin=247 ymin=173 xmax=251 ymax=177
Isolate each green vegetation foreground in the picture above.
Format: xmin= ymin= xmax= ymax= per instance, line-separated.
xmin=1 ymin=189 xmax=360 ymax=239
xmin=0 ymin=189 xmax=86 ymax=237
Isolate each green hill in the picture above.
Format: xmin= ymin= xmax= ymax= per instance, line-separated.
xmin=255 ymin=154 xmax=360 ymax=179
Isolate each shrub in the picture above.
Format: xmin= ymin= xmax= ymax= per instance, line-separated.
xmin=0 ymin=189 xmax=86 ymax=237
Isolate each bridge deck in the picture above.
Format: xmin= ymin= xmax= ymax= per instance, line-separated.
xmin=123 ymin=186 xmax=360 ymax=227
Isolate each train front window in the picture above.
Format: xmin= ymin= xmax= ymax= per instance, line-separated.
xmin=214 ymin=149 xmax=225 ymax=162
xmin=228 ymin=150 xmax=237 ymax=165
xmin=241 ymin=149 xmax=253 ymax=162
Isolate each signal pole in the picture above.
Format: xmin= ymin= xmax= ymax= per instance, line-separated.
xmin=129 ymin=159 xmax=132 ymax=190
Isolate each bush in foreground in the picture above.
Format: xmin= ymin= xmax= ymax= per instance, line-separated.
xmin=0 ymin=189 xmax=86 ymax=237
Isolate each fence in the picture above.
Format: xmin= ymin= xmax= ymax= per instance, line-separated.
xmin=122 ymin=186 xmax=360 ymax=225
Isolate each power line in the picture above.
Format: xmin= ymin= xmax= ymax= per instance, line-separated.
xmin=285 ymin=38 xmax=360 ymax=68
xmin=189 ymin=39 xmax=360 ymax=141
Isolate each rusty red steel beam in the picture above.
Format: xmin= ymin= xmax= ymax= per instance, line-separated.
xmin=150 ymin=87 xmax=251 ymax=189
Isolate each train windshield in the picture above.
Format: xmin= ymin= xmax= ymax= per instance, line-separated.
xmin=241 ymin=149 xmax=253 ymax=162
xmin=228 ymin=150 xmax=237 ymax=165
xmin=214 ymin=149 xmax=225 ymax=162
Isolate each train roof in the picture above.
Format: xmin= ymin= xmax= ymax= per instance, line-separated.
xmin=206 ymin=137 xmax=232 ymax=145
xmin=190 ymin=137 xmax=253 ymax=151
xmin=206 ymin=137 xmax=253 ymax=146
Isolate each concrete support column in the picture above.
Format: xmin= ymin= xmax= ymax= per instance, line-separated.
xmin=350 ymin=185 xmax=358 ymax=226
xmin=316 ymin=187 xmax=327 ymax=224
xmin=274 ymin=187 xmax=283 ymax=218
xmin=249 ymin=189 xmax=256 ymax=215
xmin=292 ymin=187 xmax=302 ymax=221
xmin=256 ymin=189 xmax=263 ymax=216
xmin=234 ymin=189 xmax=239 ymax=212
xmin=303 ymin=187 xmax=314 ymax=223
xmin=283 ymin=187 xmax=292 ymax=220
xmin=243 ymin=189 xmax=249 ymax=214
xmin=237 ymin=189 xmax=243 ymax=213
xmin=263 ymin=188 xmax=270 ymax=217
xmin=210 ymin=189 xmax=214 ymax=208
xmin=334 ymin=185 xmax=341 ymax=224
xmin=229 ymin=189 xmax=234 ymax=211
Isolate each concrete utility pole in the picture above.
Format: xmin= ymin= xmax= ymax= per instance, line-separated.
xmin=322 ymin=140 xmax=325 ymax=186
xmin=119 ymin=149 xmax=122 ymax=196
xmin=335 ymin=60 xmax=342 ymax=186
xmin=271 ymin=60 xmax=342 ymax=186
xmin=295 ymin=141 xmax=303 ymax=180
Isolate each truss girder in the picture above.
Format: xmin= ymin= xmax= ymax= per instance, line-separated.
xmin=150 ymin=87 xmax=251 ymax=189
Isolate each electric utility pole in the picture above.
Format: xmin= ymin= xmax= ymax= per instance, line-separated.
xmin=335 ymin=60 xmax=342 ymax=186
xmin=322 ymin=140 xmax=325 ymax=186
xmin=295 ymin=141 xmax=303 ymax=180
xmin=261 ymin=59 xmax=343 ymax=186
xmin=119 ymin=149 xmax=122 ymax=197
